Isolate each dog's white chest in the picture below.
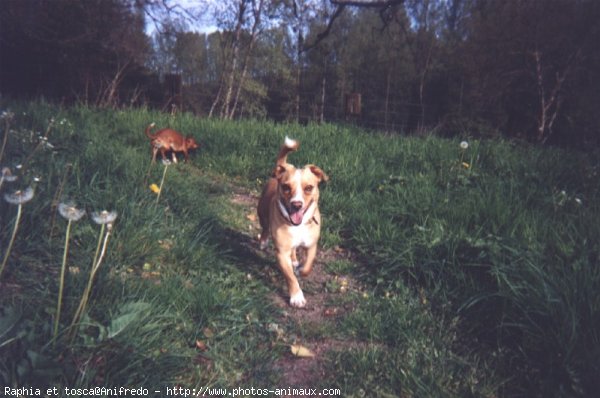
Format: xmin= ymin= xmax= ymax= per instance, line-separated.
xmin=290 ymin=224 xmax=316 ymax=248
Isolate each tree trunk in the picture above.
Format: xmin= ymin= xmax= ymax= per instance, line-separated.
xmin=209 ymin=77 xmax=224 ymax=118
xmin=384 ymin=65 xmax=391 ymax=128
xmin=220 ymin=0 xmax=247 ymax=118
xmin=533 ymin=50 xmax=573 ymax=144
xmin=319 ymin=66 xmax=326 ymax=123
xmin=229 ymin=0 xmax=264 ymax=119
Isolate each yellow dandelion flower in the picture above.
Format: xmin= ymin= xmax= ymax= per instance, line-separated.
xmin=149 ymin=183 xmax=160 ymax=194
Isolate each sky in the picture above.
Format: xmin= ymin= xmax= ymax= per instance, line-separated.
xmin=144 ymin=0 xmax=219 ymax=36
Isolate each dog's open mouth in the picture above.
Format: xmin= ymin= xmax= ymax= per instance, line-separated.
xmin=288 ymin=207 xmax=305 ymax=226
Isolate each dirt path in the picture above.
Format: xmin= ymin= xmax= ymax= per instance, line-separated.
xmin=227 ymin=188 xmax=365 ymax=395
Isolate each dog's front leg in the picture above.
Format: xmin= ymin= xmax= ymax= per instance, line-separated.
xmin=298 ymin=244 xmax=317 ymax=277
xmin=276 ymin=249 xmax=306 ymax=308
xmin=291 ymin=248 xmax=300 ymax=269
xmin=159 ymin=148 xmax=168 ymax=162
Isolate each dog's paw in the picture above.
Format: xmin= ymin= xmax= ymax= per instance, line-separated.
xmin=289 ymin=290 xmax=306 ymax=308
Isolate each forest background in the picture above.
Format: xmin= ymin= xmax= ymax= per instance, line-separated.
xmin=1 ymin=0 xmax=599 ymax=148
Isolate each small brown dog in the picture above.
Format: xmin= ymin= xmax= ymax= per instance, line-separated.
xmin=145 ymin=123 xmax=199 ymax=163
xmin=257 ymin=137 xmax=328 ymax=307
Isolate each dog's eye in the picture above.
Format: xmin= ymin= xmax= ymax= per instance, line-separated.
xmin=281 ymin=184 xmax=291 ymax=193
xmin=304 ymin=185 xmax=314 ymax=194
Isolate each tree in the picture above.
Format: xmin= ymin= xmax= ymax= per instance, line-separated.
xmin=173 ymin=32 xmax=209 ymax=85
xmin=207 ymin=0 xmax=273 ymax=119
xmin=301 ymin=0 xmax=406 ymax=51
xmin=463 ymin=0 xmax=600 ymax=144
xmin=0 ymin=0 xmax=150 ymax=106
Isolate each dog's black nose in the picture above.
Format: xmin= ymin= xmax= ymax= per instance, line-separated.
xmin=290 ymin=201 xmax=303 ymax=211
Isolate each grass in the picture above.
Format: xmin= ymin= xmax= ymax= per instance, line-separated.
xmin=1 ymin=100 xmax=599 ymax=397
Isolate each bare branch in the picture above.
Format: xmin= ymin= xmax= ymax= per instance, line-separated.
xmin=331 ymin=0 xmax=403 ymax=6
xmin=301 ymin=0 xmax=405 ymax=52
xmin=301 ymin=4 xmax=346 ymax=53
xmin=533 ymin=49 xmax=580 ymax=143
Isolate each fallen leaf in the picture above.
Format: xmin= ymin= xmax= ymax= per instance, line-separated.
xmin=290 ymin=344 xmax=315 ymax=358
xmin=195 ymin=340 xmax=208 ymax=351
xmin=246 ymin=213 xmax=257 ymax=222
xmin=323 ymin=307 xmax=339 ymax=317
xmin=267 ymin=323 xmax=285 ymax=340
xmin=158 ymin=239 xmax=174 ymax=250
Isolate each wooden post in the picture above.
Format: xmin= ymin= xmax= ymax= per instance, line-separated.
xmin=345 ymin=92 xmax=361 ymax=118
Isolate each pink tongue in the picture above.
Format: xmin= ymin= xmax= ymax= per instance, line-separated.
xmin=290 ymin=209 xmax=304 ymax=225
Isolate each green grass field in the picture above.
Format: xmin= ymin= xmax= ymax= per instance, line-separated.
xmin=1 ymin=101 xmax=599 ymax=397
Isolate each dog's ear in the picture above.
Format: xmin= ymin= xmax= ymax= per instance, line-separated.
xmin=307 ymin=165 xmax=329 ymax=183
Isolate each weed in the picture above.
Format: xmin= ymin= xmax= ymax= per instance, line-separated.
xmin=1 ymin=187 xmax=34 ymax=279
xmin=54 ymin=202 xmax=85 ymax=343
xmin=70 ymin=211 xmax=117 ymax=337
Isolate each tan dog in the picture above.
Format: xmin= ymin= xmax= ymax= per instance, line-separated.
xmin=257 ymin=137 xmax=328 ymax=308
xmin=145 ymin=123 xmax=199 ymax=163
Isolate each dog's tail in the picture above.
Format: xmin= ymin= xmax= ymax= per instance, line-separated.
xmin=144 ymin=122 xmax=157 ymax=139
xmin=276 ymin=136 xmax=299 ymax=167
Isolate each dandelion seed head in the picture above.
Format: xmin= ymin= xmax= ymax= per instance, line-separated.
xmin=1 ymin=167 xmax=17 ymax=182
xmin=4 ymin=186 xmax=34 ymax=205
xmin=58 ymin=202 xmax=86 ymax=221
xmin=1 ymin=110 xmax=15 ymax=120
xmin=460 ymin=141 xmax=469 ymax=150
xmin=91 ymin=210 xmax=118 ymax=225
xmin=161 ymin=158 xmax=172 ymax=166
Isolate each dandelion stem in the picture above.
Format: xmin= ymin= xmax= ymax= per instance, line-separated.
xmin=156 ymin=163 xmax=169 ymax=204
xmin=0 ymin=204 xmax=22 ymax=280
xmin=53 ymin=219 xmax=73 ymax=343
xmin=90 ymin=223 xmax=105 ymax=275
xmin=0 ymin=116 xmax=11 ymax=165
xmin=70 ymin=225 xmax=112 ymax=338
xmin=49 ymin=164 xmax=73 ymax=245
xmin=21 ymin=118 xmax=54 ymax=174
